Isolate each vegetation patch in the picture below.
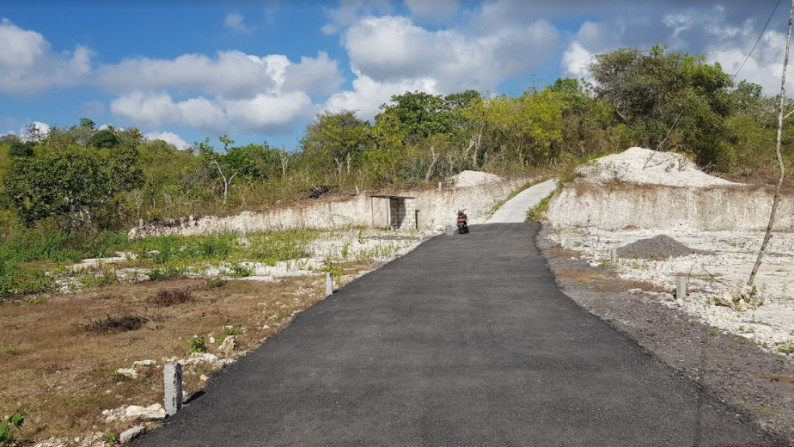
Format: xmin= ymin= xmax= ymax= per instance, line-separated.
xmin=148 ymin=287 xmax=194 ymax=307
xmin=81 ymin=314 xmax=151 ymax=333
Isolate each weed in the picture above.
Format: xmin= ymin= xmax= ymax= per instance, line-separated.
xmin=148 ymin=287 xmax=193 ymax=307
xmin=186 ymin=335 xmax=207 ymax=354
xmin=0 ymin=412 xmax=24 ymax=446
xmin=341 ymin=243 xmax=351 ymax=259
xmin=2 ymin=343 xmax=19 ymax=356
xmin=208 ymin=278 xmax=226 ymax=288
xmin=526 ymin=187 xmax=556 ymax=222
xmin=708 ymin=328 xmax=718 ymax=336
xmin=82 ymin=314 xmax=150 ymax=333
xmin=775 ymin=343 xmax=794 ymax=355
xmin=228 ymin=263 xmax=253 ymax=278
xmin=105 ymin=430 xmax=117 ymax=446
xmin=148 ymin=266 xmax=183 ymax=281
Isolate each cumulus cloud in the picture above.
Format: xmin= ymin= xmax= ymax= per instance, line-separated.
xmin=19 ymin=121 xmax=50 ymax=142
xmin=222 ymin=91 xmax=314 ymax=132
xmin=325 ymin=69 xmax=439 ymax=119
xmin=329 ymin=13 xmax=558 ymax=118
xmin=322 ymin=0 xmax=392 ymax=35
xmin=404 ymin=0 xmax=458 ymax=22
xmin=110 ymin=92 xmax=229 ymax=134
xmin=145 ymin=131 xmax=190 ymax=150
xmin=224 ymin=13 xmax=252 ymax=34
xmin=0 ymin=18 xmax=92 ymax=96
xmin=344 ymin=15 xmax=558 ymax=91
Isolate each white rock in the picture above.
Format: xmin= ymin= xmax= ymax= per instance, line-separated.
xmin=103 ymin=404 xmax=165 ymax=423
xmin=132 ymin=359 xmax=156 ymax=368
xmin=119 ymin=425 xmax=146 ymax=444
xmin=218 ymin=336 xmax=236 ymax=356
xmin=184 ymin=352 xmax=219 ymax=365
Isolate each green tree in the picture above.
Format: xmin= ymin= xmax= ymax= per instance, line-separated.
xmin=300 ymin=110 xmax=371 ymax=181
xmin=89 ymin=128 xmax=120 ymax=149
xmin=3 ymin=146 xmax=143 ymax=232
xmin=589 ymin=45 xmax=734 ymax=168
xmin=8 ymin=141 xmax=35 ymax=158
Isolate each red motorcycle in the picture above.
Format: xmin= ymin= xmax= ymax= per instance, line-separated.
xmin=456 ymin=209 xmax=469 ymax=234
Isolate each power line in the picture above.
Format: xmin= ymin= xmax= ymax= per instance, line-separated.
xmin=734 ymin=0 xmax=783 ymax=79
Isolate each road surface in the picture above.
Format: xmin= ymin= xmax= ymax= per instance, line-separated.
xmin=133 ymin=223 xmax=774 ymax=446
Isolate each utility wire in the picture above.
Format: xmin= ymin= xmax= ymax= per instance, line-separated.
xmin=734 ymin=0 xmax=783 ymax=79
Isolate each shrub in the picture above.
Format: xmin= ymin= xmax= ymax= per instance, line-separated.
xmin=82 ymin=314 xmax=149 ymax=333
xmin=148 ymin=287 xmax=193 ymax=307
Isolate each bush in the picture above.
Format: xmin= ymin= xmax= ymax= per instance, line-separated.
xmin=148 ymin=287 xmax=193 ymax=307
xmin=82 ymin=314 xmax=149 ymax=333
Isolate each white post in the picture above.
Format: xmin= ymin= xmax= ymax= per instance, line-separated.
xmin=438 ymin=181 xmax=442 ymax=191
xmin=676 ymin=275 xmax=687 ymax=301
xmin=325 ymin=272 xmax=334 ymax=296
xmin=164 ymin=362 xmax=183 ymax=416
xmin=139 ymin=218 xmax=144 ymax=229
xmin=610 ymin=247 xmax=617 ymax=262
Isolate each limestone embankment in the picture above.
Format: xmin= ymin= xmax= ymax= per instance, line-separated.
xmin=131 ymin=172 xmax=526 ymax=237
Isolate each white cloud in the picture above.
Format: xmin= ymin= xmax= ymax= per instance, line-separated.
xmin=222 ymin=91 xmax=313 ymax=132
xmin=110 ymin=92 xmax=229 ymax=133
xmin=19 ymin=121 xmax=50 ymax=142
xmin=328 ymin=14 xmax=558 ymax=118
xmin=404 ymin=0 xmax=458 ymax=22
xmin=325 ymin=69 xmax=438 ymax=119
xmin=344 ymin=15 xmax=559 ymax=91
xmin=224 ymin=13 xmax=252 ymax=34
xmin=0 ymin=18 xmax=92 ymax=95
xmin=144 ymin=131 xmax=190 ymax=150
xmin=322 ymin=0 xmax=393 ymax=35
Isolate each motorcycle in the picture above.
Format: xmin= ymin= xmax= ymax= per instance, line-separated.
xmin=456 ymin=209 xmax=469 ymax=234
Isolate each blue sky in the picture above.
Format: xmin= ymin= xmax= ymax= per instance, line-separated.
xmin=0 ymin=0 xmax=789 ymax=151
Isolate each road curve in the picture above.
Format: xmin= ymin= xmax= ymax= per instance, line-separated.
xmin=133 ymin=223 xmax=774 ymax=446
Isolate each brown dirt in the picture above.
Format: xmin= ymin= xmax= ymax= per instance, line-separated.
xmin=538 ymin=225 xmax=794 ymax=446
xmin=0 ymin=266 xmax=373 ymax=444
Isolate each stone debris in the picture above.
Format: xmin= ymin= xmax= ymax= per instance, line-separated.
xmin=119 ymin=425 xmax=146 ymax=444
xmin=451 ymin=170 xmax=502 ymax=188
xmin=102 ymin=404 xmax=166 ymax=423
xmin=616 ymin=235 xmax=708 ymax=259
xmin=132 ymin=359 xmax=156 ymax=368
xmin=217 ymin=335 xmax=236 ymax=356
xmin=34 ymin=432 xmax=105 ymax=447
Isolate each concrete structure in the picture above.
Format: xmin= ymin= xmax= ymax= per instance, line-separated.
xmin=164 ymin=362 xmax=183 ymax=417
xmin=370 ymin=195 xmax=416 ymax=229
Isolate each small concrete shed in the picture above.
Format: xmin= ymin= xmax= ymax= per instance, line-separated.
xmin=370 ymin=195 xmax=417 ymax=229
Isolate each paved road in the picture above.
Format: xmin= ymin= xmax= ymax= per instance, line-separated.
xmin=487 ymin=179 xmax=557 ymax=224
xmin=134 ymin=224 xmax=774 ymax=446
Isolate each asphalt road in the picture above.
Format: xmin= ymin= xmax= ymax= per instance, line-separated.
xmin=133 ymin=223 xmax=775 ymax=446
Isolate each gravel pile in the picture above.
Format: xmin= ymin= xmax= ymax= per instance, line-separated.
xmin=616 ymin=235 xmax=706 ymax=259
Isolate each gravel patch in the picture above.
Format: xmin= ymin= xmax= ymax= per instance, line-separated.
xmin=616 ymin=234 xmax=711 ymax=259
xmin=539 ymin=224 xmax=794 ymax=446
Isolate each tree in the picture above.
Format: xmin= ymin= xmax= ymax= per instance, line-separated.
xmin=301 ymin=110 xmax=371 ymax=180
xmin=89 ymin=128 xmax=120 ymax=148
xmin=3 ymin=146 xmax=143 ymax=232
xmin=589 ymin=45 xmax=734 ymax=167
xmin=379 ymin=91 xmax=457 ymax=144
xmin=8 ymin=141 xmax=35 ymax=158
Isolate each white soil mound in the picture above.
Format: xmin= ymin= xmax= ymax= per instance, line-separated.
xmin=452 ymin=170 xmax=502 ymax=188
xmin=577 ymin=147 xmax=737 ymax=187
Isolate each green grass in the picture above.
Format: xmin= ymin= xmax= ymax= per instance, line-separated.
xmin=0 ymin=228 xmax=321 ymax=297
xmin=525 ymin=186 xmax=557 ymax=222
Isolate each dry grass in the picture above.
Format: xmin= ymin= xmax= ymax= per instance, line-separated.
xmin=0 ymin=275 xmax=332 ymax=443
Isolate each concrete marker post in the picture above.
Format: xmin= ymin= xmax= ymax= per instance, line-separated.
xmin=610 ymin=247 xmax=617 ymax=263
xmin=164 ymin=362 xmax=183 ymax=416
xmin=676 ymin=275 xmax=687 ymax=301
xmin=325 ymin=272 xmax=334 ymax=296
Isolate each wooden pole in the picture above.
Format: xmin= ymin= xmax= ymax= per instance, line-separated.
xmin=749 ymin=0 xmax=794 ymax=286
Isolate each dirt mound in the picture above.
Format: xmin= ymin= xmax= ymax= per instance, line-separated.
xmin=577 ymin=147 xmax=737 ymax=187
xmin=452 ymin=170 xmax=502 ymax=188
xmin=616 ymin=235 xmax=707 ymax=259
